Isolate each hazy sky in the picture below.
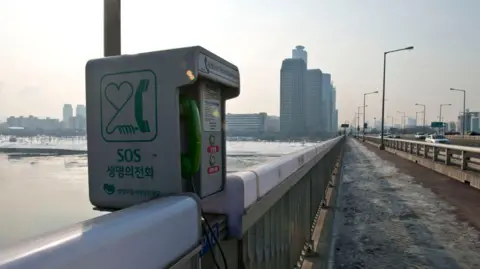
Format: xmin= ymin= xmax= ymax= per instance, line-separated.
xmin=1 ymin=0 xmax=479 ymax=126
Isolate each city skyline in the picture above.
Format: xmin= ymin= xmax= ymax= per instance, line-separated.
xmin=0 ymin=1 xmax=479 ymax=126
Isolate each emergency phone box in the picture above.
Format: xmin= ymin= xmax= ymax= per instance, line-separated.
xmin=85 ymin=46 xmax=240 ymax=210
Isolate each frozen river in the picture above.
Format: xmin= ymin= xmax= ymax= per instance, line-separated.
xmin=0 ymin=136 xmax=316 ymax=247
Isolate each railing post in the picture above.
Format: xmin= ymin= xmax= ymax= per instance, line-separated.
xmin=424 ymin=145 xmax=428 ymax=158
xmin=415 ymin=143 xmax=420 ymax=155
xmin=432 ymin=146 xmax=438 ymax=161
xmin=444 ymin=149 xmax=451 ymax=165
xmin=461 ymin=150 xmax=469 ymax=170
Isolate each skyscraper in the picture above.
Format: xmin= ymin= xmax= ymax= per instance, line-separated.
xmin=292 ymin=45 xmax=308 ymax=66
xmin=322 ymin=73 xmax=332 ymax=132
xmin=331 ymin=86 xmax=337 ymax=131
xmin=76 ymin=104 xmax=86 ymax=118
xmin=280 ymin=58 xmax=307 ymax=136
xmin=305 ymin=69 xmax=323 ymax=133
xmin=63 ymin=104 xmax=73 ymax=128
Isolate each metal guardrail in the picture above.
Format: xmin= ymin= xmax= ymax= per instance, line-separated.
xmin=365 ymin=136 xmax=480 ymax=173
xmin=201 ymin=136 xmax=345 ymax=268
xmin=0 ymin=136 xmax=346 ymax=269
xmin=0 ymin=195 xmax=202 ymax=269
xmin=446 ymin=135 xmax=480 ymax=141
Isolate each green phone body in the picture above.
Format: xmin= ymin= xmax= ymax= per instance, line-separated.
xmin=180 ymin=96 xmax=202 ymax=179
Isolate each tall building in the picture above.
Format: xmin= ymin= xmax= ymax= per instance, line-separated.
xmin=407 ymin=117 xmax=416 ymax=127
xmin=63 ymin=104 xmax=73 ymax=128
xmin=458 ymin=109 xmax=480 ymax=133
xmin=322 ymin=73 xmax=332 ymax=132
xmin=265 ymin=116 xmax=280 ymax=133
xmin=471 ymin=117 xmax=480 ymax=132
xmin=305 ymin=69 xmax=323 ymax=133
xmin=280 ymin=58 xmax=307 ymax=136
xmin=331 ymin=86 xmax=337 ymax=132
xmin=225 ymin=113 xmax=267 ymax=135
xmin=76 ymin=105 xmax=86 ymax=118
xmin=448 ymin=121 xmax=457 ymax=132
xmin=334 ymin=109 xmax=338 ymax=131
xmin=292 ymin=45 xmax=308 ymax=66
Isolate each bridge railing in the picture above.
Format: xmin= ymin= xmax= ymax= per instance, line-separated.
xmin=0 ymin=195 xmax=203 ymax=269
xmin=201 ymin=135 xmax=345 ymax=268
xmin=0 ymin=136 xmax=346 ymax=269
xmin=365 ymin=136 xmax=480 ymax=189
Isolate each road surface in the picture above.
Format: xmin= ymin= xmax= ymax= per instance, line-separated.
xmin=333 ymin=139 xmax=480 ymax=268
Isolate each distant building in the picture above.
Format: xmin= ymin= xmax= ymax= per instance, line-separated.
xmin=280 ymin=58 xmax=307 ymax=136
xmin=305 ymin=69 xmax=323 ymax=133
xmin=75 ymin=104 xmax=87 ymax=130
xmin=225 ymin=113 xmax=267 ymax=135
xmin=458 ymin=109 xmax=480 ymax=133
xmin=6 ymin=116 xmax=61 ymax=130
xmin=334 ymin=109 xmax=338 ymax=131
xmin=63 ymin=104 xmax=73 ymax=128
xmin=448 ymin=121 xmax=456 ymax=132
xmin=471 ymin=117 xmax=480 ymax=132
xmin=407 ymin=117 xmax=416 ymax=128
xmin=292 ymin=45 xmax=308 ymax=66
xmin=76 ymin=105 xmax=86 ymax=118
xmin=322 ymin=73 xmax=333 ymax=132
xmin=265 ymin=116 xmax=280 ymax=133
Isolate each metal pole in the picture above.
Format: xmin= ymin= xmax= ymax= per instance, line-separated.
xmin=357 ymin=108 xmax=361 ymax=137
xmin=463 ymin=90 xmax=466 ymax=136
xmin=363 ymin=94 xmax=366 ymax=140
xmin=423 ymin=106 xmax=426 ymax=133
xmin=380 ymin=53 xmax=386 ymax=149
xmin=104 ymin=0 xmax=121 ymax=57
xmin=439 ymin=104 xmax=442 ymax=125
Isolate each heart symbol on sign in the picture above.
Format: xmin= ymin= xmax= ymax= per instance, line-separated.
xmin=104 ymin=81 xmax=134 ymax=111
xmin=103 ymin=184 xmax=116 ymax=195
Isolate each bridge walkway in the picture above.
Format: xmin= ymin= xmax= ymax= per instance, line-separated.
xmin=332 ymin=138 xmax=480 ymax=269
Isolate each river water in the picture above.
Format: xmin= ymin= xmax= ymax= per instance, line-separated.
xmin=0 ymin=137 xmax=314 ymax=247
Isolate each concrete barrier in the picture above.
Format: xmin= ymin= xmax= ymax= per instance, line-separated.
xmin=365 ymin=136 xmax=480 ymax=190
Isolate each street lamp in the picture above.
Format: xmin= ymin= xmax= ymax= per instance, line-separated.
xmin=104 ymin=0 xmax=122 ymax=56
xmin=380 ymin=46 xmax=414 ymax=150
xmin=439 ymin=103 xmax=451 ymax=134
xmin=363 ymin=91 xmax=379 ymax=140
xmin=415 ymin=103 xmax=426 ymax=133
xmin=450 ymin=88 xmax=466 ymax=136
xmin=415 ymin=111 xmax=423 ymax=128
xmin=357 ymin=105 xmax=367 ymax=137
xmin=397 ymin=111 xmax=406 ymax=132
xmin=387 ymin=116 xmax=393 ymax=131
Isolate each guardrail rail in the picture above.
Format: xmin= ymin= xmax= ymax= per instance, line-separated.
xmin=365 ymin=136 xmax=480 ymax=190
xmin=0 ymin=136 xmax=346 ymax=269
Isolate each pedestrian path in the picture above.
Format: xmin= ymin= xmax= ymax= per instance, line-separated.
xmin=333 ymin=139 xmax=480 ymax=269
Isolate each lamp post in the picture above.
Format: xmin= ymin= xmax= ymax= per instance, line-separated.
xmin=357 ymin=106 xmax=366 ymax=137
xmin=380 ymin=46 xmax=414 ymax=149
xmin=415 ymin=111 xmax=423 ymax=128
xmin=415 ymin=103 xmax=426 ymax=133
xmin=439 ymin=103 xmax=451 ymax=134
xmin=387 ymin=116 xmax=393 ymax=131
xmin=104 ymin=0 xmax=121 ymax=56
xmin=397 ymin=111 xmax=406 ymax=133
xmin=450 ymin=88 xmax=466 ymax=136
xmin=363 ymin=91 xmax=378 ymax=141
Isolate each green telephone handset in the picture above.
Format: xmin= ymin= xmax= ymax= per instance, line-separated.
xmin=180 ymin=96 xmax=202 ymax=179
